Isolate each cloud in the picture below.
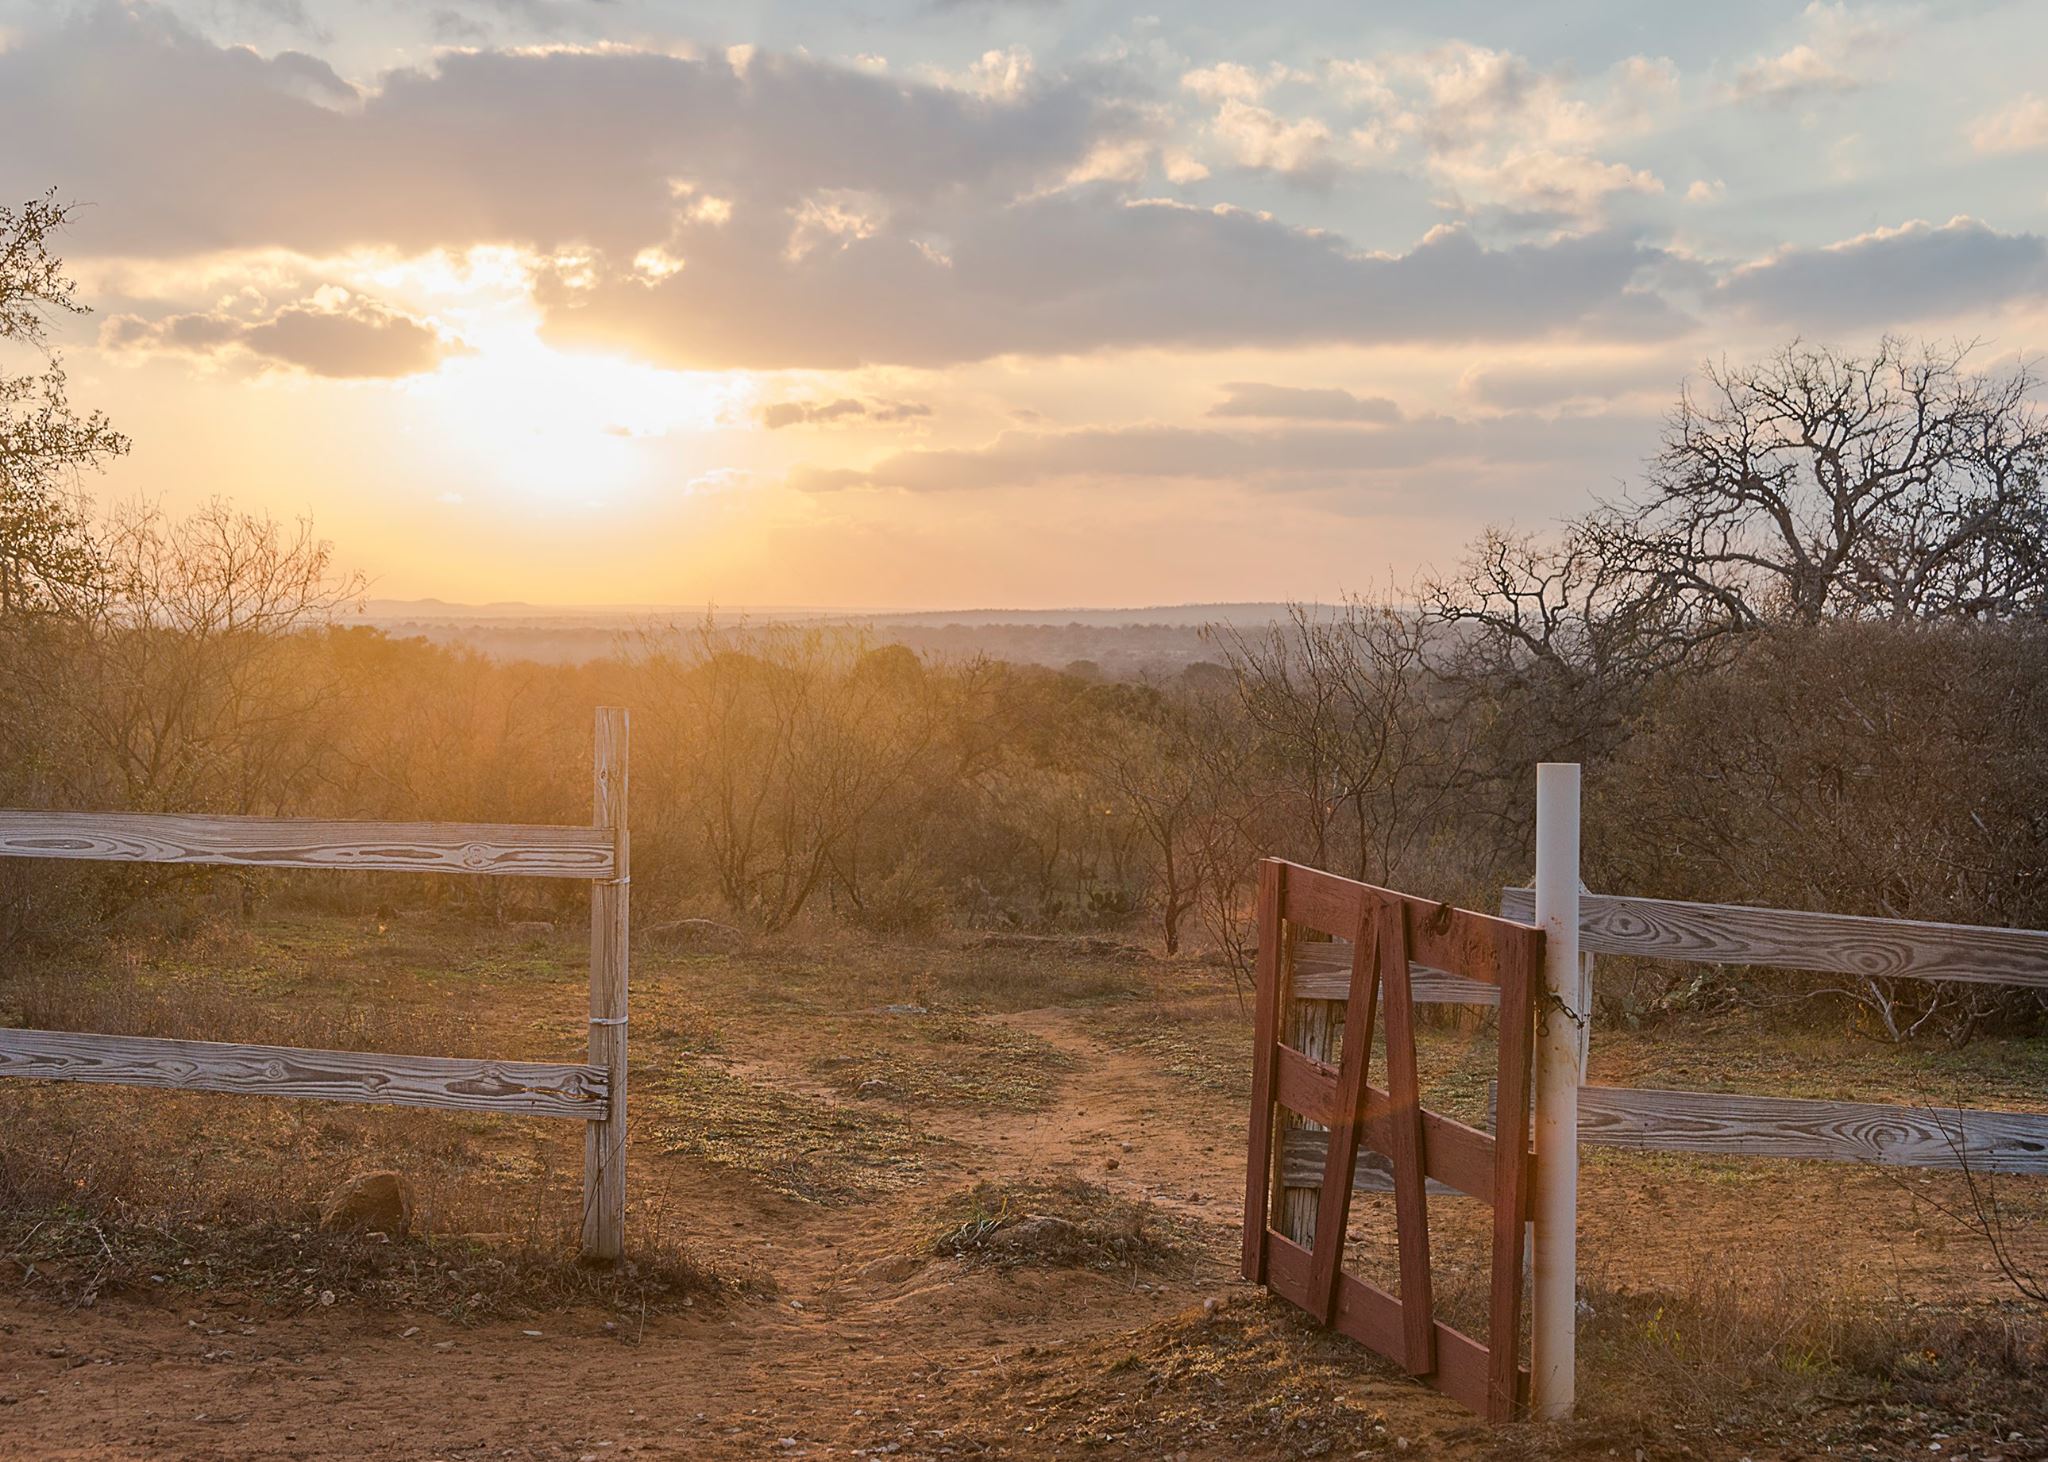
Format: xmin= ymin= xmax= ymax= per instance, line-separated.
xmin=1728 ymin=44 xmax=1857 ymax=102
xmin=1718 ymin=216 xmax=2048 ymax=328
xmin=0 ymin=3 xmax=1126 ymax=259
xmin=1181 ymin=63 xmax=1270 ymax=103
xmin=102 ymin=289 xmax=460 ymax=378
xmin=1208 ymin=382 xmax=1401 ymax=422
xmin=1726 ymin=1 xmax=1897 ymax=103
xmin=1206 ymin=99 xmax=1337 ymax=179
xmin=541 ymin=202 xmax=1688 ymax=369
xmin=1329 ymin=43 xmax=1672 ymax=223
xmin=760 ymin=397 xmax=932 ymax=428
xmin=1459 ymin=360 xmax=1684 ymax=410
xmin=5 ymin=9 xmax=1696 ymax=369
xmin=785 ymin=409 xmax=1650 ymax=509
xmin=1438 ymin=150 xmax=1663 ymax=227
xmin=1969 ymin=94 xmax=2048 ymax=155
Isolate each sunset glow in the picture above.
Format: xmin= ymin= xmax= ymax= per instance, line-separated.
xmin=6 ymin=0 xmax=2047 ymax=607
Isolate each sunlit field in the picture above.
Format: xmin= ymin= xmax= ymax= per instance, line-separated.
xmin=0 ymin=900 xmax=2042 ymax=1457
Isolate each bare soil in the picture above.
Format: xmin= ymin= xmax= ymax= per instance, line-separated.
xmin=0 ymin=916 xmax=2043 ymax=1460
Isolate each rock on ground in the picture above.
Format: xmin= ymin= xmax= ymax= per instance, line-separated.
xmin=319 ymin=1170 xmax=416 ymax=1235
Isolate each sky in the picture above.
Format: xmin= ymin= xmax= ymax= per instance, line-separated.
xmin=6 ymin=0 xmax=2048 ymax=610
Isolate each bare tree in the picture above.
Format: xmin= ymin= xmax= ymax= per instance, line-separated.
xmin=1211 ymin=593 xmax=1476 ymax=888
xmin=1 ymin=193 xmax=126 ymax=617
xmin=48 ymin=502 xmax=365 ymax=814
xmin=634 ymin=622 xmax=945 ymax=932
xmin=1433 ymin=340 xmax=2048 ymax=684
xmin=1088 ymin=689 xmax=1206 ymax=954
xmin=1618 ymin=338 xmax=2048 ymax=628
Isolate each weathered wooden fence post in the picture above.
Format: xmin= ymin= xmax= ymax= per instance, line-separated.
xmin=583 ymin=706 xmax=630 ymax=1262
xmin=1531 ymin=762 xmax=1581 ymax=1418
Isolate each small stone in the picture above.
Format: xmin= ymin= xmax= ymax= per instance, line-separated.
xmin=319 ymin=1171 xmax=415 ymax=1236
xmin=317 ymin=1291 xmax=335 ymax=1307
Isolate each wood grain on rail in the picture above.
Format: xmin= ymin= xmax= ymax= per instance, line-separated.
xmin=0 ymin=810 xmax=616 ymax=880
xmin=1280 ymin=1127 xmax=1484 ymax=1198
xmin=1289 ymin=937 xmax=1501 ymax=1004
xmin=1276 ymin=862 xmax=1536 ymax=988
xmin=1499 ymin=888 xmax=2048 ymax=990
xmin=1577 ymin=1085 xmax=2048 ymax=1172
xmin=0 ymin=1029 xmax=609 ymax=1119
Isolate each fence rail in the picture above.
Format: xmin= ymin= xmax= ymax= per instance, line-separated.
xmin=0 ymin=1029 xmax=609 ymax=1120
xmin=1495 ymin=883 xmax=2048 ymax=1178
xmin=1499 ymin=887 xmax=2048 ymax=990
xmin=0 ymin=810 xmax=616 ymax=880
xmin=0 ymin=707 xmax=632 ymax=1260
xmin=1577 ymin=1085 xmax=2048 ymax=1173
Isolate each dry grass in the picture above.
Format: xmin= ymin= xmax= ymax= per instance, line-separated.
xmin=805 ymin=1012 xmax=1078 ymax=1110
xmin=1555 ymin=1258 xmax=2048 ymax=1457
xmin=1084 ymin=998 xmax=1253 ymax=1099
xmin=1 ymin=911 xmax=2043 ymax=1454
xmin=924 ymin=1177 xmax=1188 ymax=1274
xmin=0 ymin=1089 xmax=736 ymax=1322
xmin=699 ymin=929 xmax=1147 ymax=1018
xmin=644 ymin=1057 xmax=936 ymax=1203
xmin=0 ymin=916 xmax=746 ymax=1319
xmin=946 ymin=1298 xmax=1447 ymax=1459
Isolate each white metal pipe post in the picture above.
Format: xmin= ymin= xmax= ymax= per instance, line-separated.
xmin=1532 ymin=762 xmax=1581 ymax=1419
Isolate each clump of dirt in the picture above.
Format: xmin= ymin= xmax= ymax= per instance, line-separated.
xmin=925 ymin=1177 xmax=1185 ymax=1274
xmin=319 ymin=1169 xmax=416 ymax=1235
xmin=647 ymin=1058 xmax=936 ymax=1204
xmin=945 ymin=1296 xmax=1455 ymax=1459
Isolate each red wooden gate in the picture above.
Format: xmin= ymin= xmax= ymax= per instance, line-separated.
xmin=1241 ymin=860 xmax=1543 ymax=1422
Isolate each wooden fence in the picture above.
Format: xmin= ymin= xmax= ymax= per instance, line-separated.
xmin=0 ymin=706 xmax=632 ymax=1261
xmin=1270 ymin=772 xmax=2048 ymax=1422
xmin=1494 ymin=886 xmax=2048 ymax=1175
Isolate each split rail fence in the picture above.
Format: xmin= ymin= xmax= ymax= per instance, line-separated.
xmin=1493 ymin=884 xmax=2048 ymax=1176
xmin=0 ymin=706 xmax=633 ymax=1261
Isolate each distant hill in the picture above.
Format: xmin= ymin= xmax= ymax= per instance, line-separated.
xmin=350 ymin=599 xmax=1305 ymax=628
xmin=340 ymin=600 xmax=1311 ymax=673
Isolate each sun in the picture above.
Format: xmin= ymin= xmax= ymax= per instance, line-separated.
xmin=403 ymin=331 xmax=749 ymax=506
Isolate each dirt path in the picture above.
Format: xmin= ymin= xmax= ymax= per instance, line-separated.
xmin=3 ymin=986 xmax=2039 ymax=1461
xmin=0 ymin=1000 xmax=1424 ymax=1460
